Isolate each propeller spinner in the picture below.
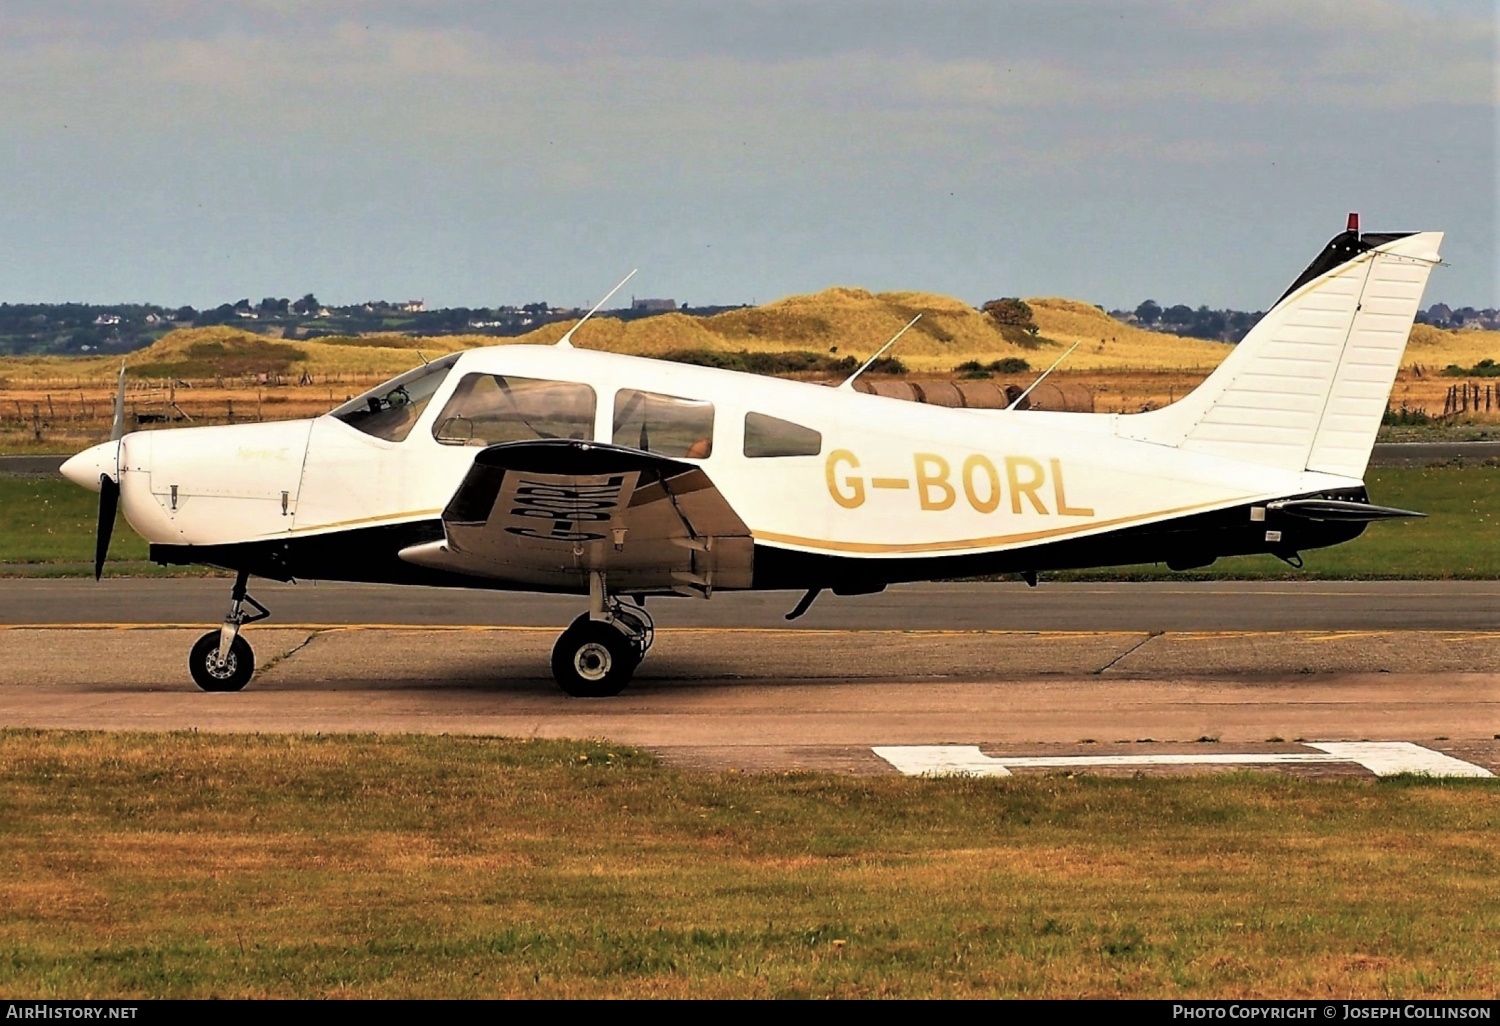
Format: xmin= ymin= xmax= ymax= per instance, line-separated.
xmin=58 ymin=363 xmax=128 ymax=579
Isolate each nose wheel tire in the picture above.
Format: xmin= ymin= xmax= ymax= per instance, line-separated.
xmin=189 ymin=631 xmax=255 ymax=692
xmin=551 ymin=619 xmax=638 ymax=698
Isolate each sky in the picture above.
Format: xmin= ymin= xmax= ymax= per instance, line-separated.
xmin=0 ymin=0 xmax=1494 ymax=311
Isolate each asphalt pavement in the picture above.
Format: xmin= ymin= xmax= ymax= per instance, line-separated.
xmin=3 ymin=440 xmax=1497 ymax=478
xmin=2 ymin=578 xmax=1496 ymax=632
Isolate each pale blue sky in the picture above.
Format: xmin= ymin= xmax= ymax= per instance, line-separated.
xmin=0 ymin=1 xmax=1493 ymax=310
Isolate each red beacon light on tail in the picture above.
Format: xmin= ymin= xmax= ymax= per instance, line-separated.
xmin=1347 ymin=212 xmax=1360 ymax=234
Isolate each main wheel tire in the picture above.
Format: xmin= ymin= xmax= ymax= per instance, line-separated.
xmin=551 ymin=619 xmax=637 ymax=698
xmin=189 ymin=631 xmax=255 ymax=692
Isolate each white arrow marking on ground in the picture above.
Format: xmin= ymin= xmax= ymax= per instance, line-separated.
xmin=871 ymin=743 xmax=1494 ymax=779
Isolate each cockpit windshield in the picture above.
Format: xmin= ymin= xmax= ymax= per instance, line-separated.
xmin=329 ymin=354 xmax=459 ymax=442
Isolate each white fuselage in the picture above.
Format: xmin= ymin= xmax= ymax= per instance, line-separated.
xmin=71 ymin=343 xmax=1359 ymax=571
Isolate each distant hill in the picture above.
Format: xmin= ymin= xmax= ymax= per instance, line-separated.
xmin=0 ymin=289 xmax=1492 ymax=384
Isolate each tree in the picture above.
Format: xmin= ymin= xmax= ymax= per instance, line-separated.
xmin=982 ymin=297 xmax=1035 ymax=329
xmin=1134 ymin=299 xmax=1161 ymax=325
xmin=174 ymin=306 xmax=197 ymax=322
xmin=292 ymin=293 xmax=320 ymax=315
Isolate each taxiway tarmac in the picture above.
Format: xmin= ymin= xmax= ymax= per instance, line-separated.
xmin=4 ymin=579 xmax=1500 ymax=631
xmin=1 ymin=616 xmax=1495 ymax=777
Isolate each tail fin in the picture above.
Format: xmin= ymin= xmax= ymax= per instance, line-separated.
xmin=1120 ymin=224 xmax=1443 ymax=479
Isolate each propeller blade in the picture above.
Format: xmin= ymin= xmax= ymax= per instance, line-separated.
xmin=95 ymin=474 xmax=119 ymax=581
xmin=110 ymin=362 xmax=126 ymax=441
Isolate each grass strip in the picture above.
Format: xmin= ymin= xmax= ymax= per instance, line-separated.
xmin=0 ymin=730 xmax=1496 ymax=998
xmin=4 ymin=467 xmax=1499 ymax=579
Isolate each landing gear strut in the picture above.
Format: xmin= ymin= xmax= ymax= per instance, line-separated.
xmin=551 ymin=572 xmax=654 ymax=698
xmin=189 ymin=570 xmax=268 ymax=693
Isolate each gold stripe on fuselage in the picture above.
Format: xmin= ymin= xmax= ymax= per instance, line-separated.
xmin=753 ymin=498 xmax=1253 ymax=555
xmin=284 ymin=508 xmax=446 ymax=535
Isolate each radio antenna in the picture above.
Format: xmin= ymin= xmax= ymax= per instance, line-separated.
xmin=839 ymin=315 xmax=921 ymax=391
xmin=1006 ymin=341 xmax=1080 ymax=410
xmin=556 ymin=269 xmax=637 ymax=348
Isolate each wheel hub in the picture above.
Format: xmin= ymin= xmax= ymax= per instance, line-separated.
xmin=573 ymin=642 xmax=613 ymax=682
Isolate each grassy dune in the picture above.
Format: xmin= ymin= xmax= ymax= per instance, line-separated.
xmin=2 ymin=290 xmax=1493 ymax=385
xmin=0 ymin=731 xmax=1494 ymax=998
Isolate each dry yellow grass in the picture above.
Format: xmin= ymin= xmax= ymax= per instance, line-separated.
xmin=1404 ymin=324 xmax=1500 ymax=372
xmin=1025 ymin=298 xmax=1234 ymax=371
xmin=1 ymin=730 xmax=1497 ymax=998
xmin=1 ymin=291 xmax=1494 ymax=386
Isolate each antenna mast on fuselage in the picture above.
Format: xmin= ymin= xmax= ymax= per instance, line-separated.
xmin=1006 ymin=341 xmax=1080 ymax=411
xmin=556 ymin=269 xmax=638 ymax=348
xmin=838 ymin=314 xmax=921 ymax=391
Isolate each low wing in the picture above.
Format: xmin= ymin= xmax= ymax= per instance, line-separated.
xmin=398 ymin=439 xmax=753 ymax=594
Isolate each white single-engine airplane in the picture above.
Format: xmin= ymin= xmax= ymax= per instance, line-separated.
xmin=62 ymin=217 xmax=1441 ymax=696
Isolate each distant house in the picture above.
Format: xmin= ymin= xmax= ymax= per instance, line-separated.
xmin=93 ymin=313 xmax=121 ymax=326
xmin=631 ymin=298 xmax=677 ymax=312
xmin=401 ymin=299 xmax=426 ymax=313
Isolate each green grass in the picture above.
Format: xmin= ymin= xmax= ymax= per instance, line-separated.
xmin=0 ymin=475 xmax=149 ymax=564
xmin=4 ymin=466 xmax=1498 ymax=578
xmin=1061 ymin=464 xmax=1500 ymax=580
xmin=0 ymin=731 xmax=1494 ymax=998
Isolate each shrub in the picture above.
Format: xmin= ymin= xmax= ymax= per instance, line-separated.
xmin=982 ymin=298 xmax=1036 ymax=330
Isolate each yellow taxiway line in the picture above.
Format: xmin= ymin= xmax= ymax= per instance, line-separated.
xmin=4 ymin=624 xmax=1500 ymax=642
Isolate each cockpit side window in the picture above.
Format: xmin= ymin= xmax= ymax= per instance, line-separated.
xmin=330 ymin=355 xmax=458 ymax=442
xmin=612 ymin=389 xmax=715 ymax=459
xmin=743 ymin=412 xmax=822 ymax=458
xmin=431 ymin=374 xmax=597 ymax=446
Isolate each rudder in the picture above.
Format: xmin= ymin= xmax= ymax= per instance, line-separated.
xmin=1119 ymin=224 xmax=1443 ymax=479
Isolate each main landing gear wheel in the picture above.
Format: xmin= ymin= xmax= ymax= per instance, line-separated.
xmin=551 ymin=617 xmax=639 ymax=698
xmin=189 ymin=631 xmax=254 ymax=692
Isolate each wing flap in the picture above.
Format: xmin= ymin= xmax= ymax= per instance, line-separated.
xmin=400 ymin=440 xmax=753 ymax=593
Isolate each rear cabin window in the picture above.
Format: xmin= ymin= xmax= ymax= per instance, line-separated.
xmin=613 ymin=389 xmax=715 ymax=459
xmin=743 ymin=412 xmax=822 ymax=458
xmin=330 ymin=355 xmax=458 ymax=442
xmin=431 ymin=374 xmax=596 ymax=446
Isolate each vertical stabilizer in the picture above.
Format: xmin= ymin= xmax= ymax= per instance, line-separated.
xmin=1118 ymin=227 xmax=1443 ymax=479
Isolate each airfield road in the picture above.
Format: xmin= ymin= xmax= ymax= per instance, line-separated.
xmin=9 ymin=439 xmax=1500 ymax=475
xmin=4 ymin=440 xmax=1498 ymax=478
xmin=0 ymin=604 xmax=1495 ymax=777
xmin=5 ymin=578 xmax=1500 ymax=631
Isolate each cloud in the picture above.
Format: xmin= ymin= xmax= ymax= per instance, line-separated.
xmin=0 ymin=1 xmax=1490 ymax=305
xmin=3 ymin=6 xmax=1486 ymax=169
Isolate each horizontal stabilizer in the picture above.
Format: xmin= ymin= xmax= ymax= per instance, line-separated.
xmin=1266 ymin=498 xmax=1424 ymax=522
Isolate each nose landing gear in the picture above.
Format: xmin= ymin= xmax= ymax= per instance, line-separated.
xmin=551 ymin=573 xmax=654 ymax=698
xmin=189 ymin=570 xmax=268 ymax=692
